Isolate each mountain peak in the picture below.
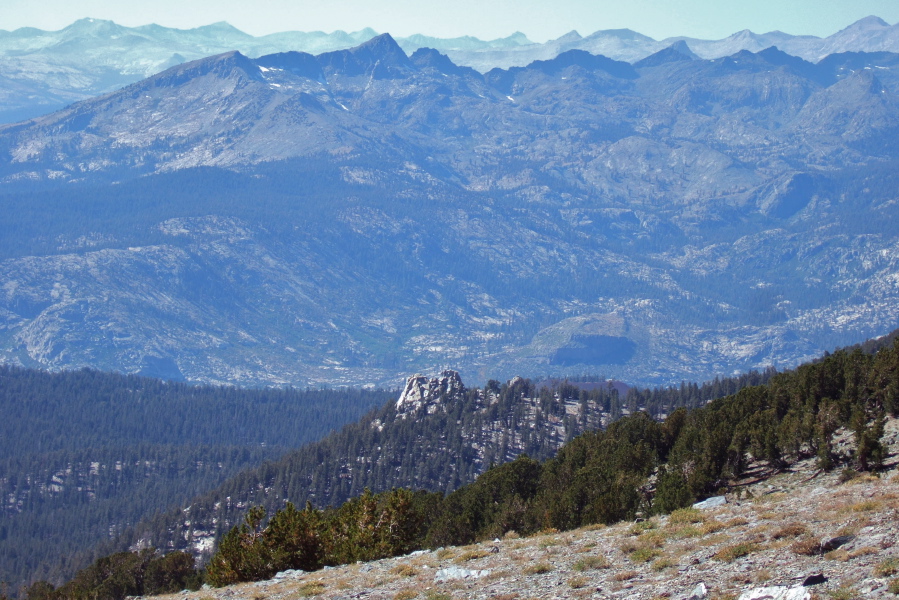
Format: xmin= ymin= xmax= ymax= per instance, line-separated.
xmin=555 ymin=30 xmax=583 ymax=44
xmin=356 ymin=32 xmax=405 ymax=55
xmin=146 ymin=50 xmax=263 ymax=88
xmin=395 ymin=370 xmax=466 ymax=418
xmin=62 ymin=18 xmax=122 ymax=36
xmin=504 ymin=31 xmax=533 ymax=45
xmin=191 ymin=21 xmax=252 ymax=38
xmin=850 ymin=15 xmax=891 ymax=29
xmin=318 ymin=33 xmax=414 ymax=78
xmin=634 ymin=40 xmax=698 ymax=68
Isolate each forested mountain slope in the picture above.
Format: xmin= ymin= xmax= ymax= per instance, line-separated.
xmin=113 ymin=329 xmax=898 ymax=578
xmin=0 ymin=366 xmax=391 ymax=594
xmin=30 ymin=327 xmax=899 ymax=600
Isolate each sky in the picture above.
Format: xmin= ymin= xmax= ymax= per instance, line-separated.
xmin=2 ymin=0 xmax=898 ymax=43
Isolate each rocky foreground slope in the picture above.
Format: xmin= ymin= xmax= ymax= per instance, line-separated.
xmin=154 ymin=420 xmax=899 ymax=600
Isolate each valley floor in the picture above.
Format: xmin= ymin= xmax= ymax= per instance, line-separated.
xmin=155 ymin=420 xmax=899 ymax=600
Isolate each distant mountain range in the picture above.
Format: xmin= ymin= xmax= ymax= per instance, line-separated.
xmin=1 ymin=15 xmax=898 ymax=123
xmin=0 ymin=33 xmax=898 ymax=388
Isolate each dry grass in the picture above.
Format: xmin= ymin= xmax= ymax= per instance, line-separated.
xmin=667 ymin=508 xmax=704 ymax=526
xmin=791 ymin=538 xmax=822 ymax=556
xmin=612 ymin=570 xmax=638 ymax=582
xmin=772 ymin=523 xmax=808 ymax=539
xmin=713 ymin=542 xmax=757 ymax=562
xmin=393 ymin=590 xmax=418 ymax=600
xmin=828 ymin=585 xmax=859 ymax=600
xmin=874 ymin=558 xmax=899 ymax=577
xmin=651 ymin=556 xmax=676 ymax=572
xmin=629 ymin=547 xmax=662 ymax=563
xmin=847 ymin=546 xmax=878 ymax=559
xmin=630 ymin=520 xmax=657 ymax=535
xmin=572 ymin=555 xmax=609 ymax=571
xmin=522 ymin=562 xmax=553 ymax=575
xmin=454 ymin=549 xmax=489 ymax=563
xmin=392 ymin=564 xmax=418 ymax=577
xmin=753 ymin=568 xmax=772 ymax=583
xmin=296 ymin=582 xmax=326 ymax=598
xmin=700 ymin=520 xmax=726 ymax=535
xmin=568 ymin=576 xmax=588 ymax=589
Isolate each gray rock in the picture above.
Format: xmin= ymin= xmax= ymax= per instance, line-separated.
xmin=434 ymin=566 xmax=492 ymax=583
xmin=272 ymin=569 xmax=305 ymax=580
xmin=693 ymin=496 xmax=727 ymax=510
xmin=819 ymin=535 xmax=854 ymax=552
xmin=737 ymin=586 xmax=810 ymax=600
xmin=686 ymin=581 xmax=708 ymax=599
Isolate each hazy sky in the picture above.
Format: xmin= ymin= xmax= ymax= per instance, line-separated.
xmin=3 ymin=0 xmax=898 ymax=42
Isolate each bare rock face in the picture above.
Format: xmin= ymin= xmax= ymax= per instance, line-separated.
xmin=395 ymin=369 xmax=466 ymax=418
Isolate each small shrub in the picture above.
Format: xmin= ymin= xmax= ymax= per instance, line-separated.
xmin=850 ymin=500 xmax=880 ymax=512
xmin=839 ymin=468 xmax=860 ymax=483
xmin=393 ymin=564 xmax=418 ymax=577
xmin=394 ymin=590 xmax=418 ymax=600
xmin=612 ymin=570 xmax=637 ymax=582
xmin=670 ymin=525 xmax=702 ymax=539
xmin=700 ymin=520 xmax=726 ymax=535
xmin=714 ymin=543 xmax=756 ymax=562
xmin=568 ymin=576 xmax=588 ymax=589
xmin=754 ymin=568 xmax=772 ymax=583
xmin=828 ymin=585 xmax=858 ymax=600
xmin=847 ymin=546 xmax=877 ymax=559
xmin=297 ymin=581 xmax=326 ymax=597
xmin=791 ymin=538 xmax=821 ymax=556
xmin=825 ymin=549 xmax=850 ymax=561
xmin=652 ymin=556 xmax=676 ymax=572
xmin=435 ymin=549 xmax=455 ymax=560
xmin=630 ymin=547 xmax=662 ymax=563
xmin=454 ymin=550 xmax=489 ymax=563
xmin=423 ymin=591 xmax=452 ymax=600
xmin=668 ymin=508 xmax=704 ymax=525
xmin=572 ymin=555 xmax=609 ymax=571
xmin=523 ymin=562 xmax=553 ymax=575
xmin=630 ymin=520 xmax=656 ymax=535
xmin=640 ymin=531 xmax=666 ymax=548
xmin=888 ymin=579 xmax=899 ymax=595
xmin=772 ymin=524 xmax=808 ymax=539
xmin=875 ymin=559 xmax=899 ymax=577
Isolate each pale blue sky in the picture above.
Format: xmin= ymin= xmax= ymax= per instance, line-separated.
xmin=3 ymin=0 xmax=898 ymax=42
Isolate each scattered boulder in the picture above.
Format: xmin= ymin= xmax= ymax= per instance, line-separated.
xmin=684 ymin=581 xmax=708 ymax=599
xmin=800 ymin=574 xmax=827 ymax=586
xmin=737 ymin=586 xmax=810 ymax=600
xmin=433 ymin=567 xmax=491 ymax=583
xmin=693 ymin=496 xmax=727 ymax=510
xmin=819 ymin=535 xmax=854 ymax=552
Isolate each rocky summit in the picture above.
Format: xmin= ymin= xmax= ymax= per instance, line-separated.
xmin=1 ymin=35 xmax=899 ymax=387
xmin=139 ymin=419 xmax=899 ymax=600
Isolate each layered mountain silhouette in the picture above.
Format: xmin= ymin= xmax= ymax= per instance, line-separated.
xmin=1 ymin=16 xmax=898 ymax=122
xmin=0 ymin=35 xmax=898 ymax=387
